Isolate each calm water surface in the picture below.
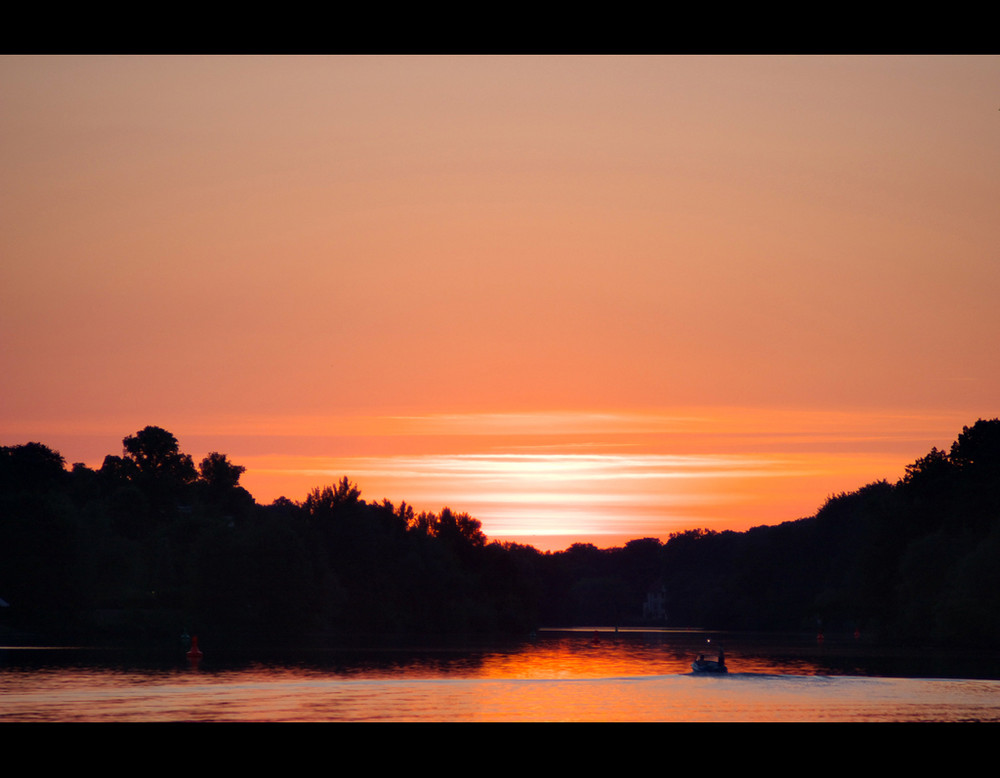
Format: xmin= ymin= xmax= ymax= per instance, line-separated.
xmin=3 ymin=629 xmax=999 ymax=722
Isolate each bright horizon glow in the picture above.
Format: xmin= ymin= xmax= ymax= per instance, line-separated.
xmin=225 ymin=407 xmax=984 ymax=549
xmin=2 ymin=55 xmax=998 ymax=551
xmin=9 ymin=406 xmax=985 ymax=551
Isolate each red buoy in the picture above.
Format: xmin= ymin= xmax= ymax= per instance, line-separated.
xmin=186 ymin=635 xmax=203 ymax=660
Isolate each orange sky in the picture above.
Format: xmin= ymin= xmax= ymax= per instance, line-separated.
xmin=2 ymin=55 xmax=998 ymax=551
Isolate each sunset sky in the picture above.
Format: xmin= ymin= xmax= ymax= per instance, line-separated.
xmin=3 ymin=55 xmax=998 ymax=550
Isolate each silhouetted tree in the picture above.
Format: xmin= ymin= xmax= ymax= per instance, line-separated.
xmin=948 ymin=418 xmax=1000 ymax=535
xmin=950 ymin=418 xmax=1000 ymax=471
xmin=99 ymin=454 xmax=138 ymax=484
xmin=302 ymin=477 xmax=362 ymax=519
xmin=0 ymin=442 xmax=67 ymax=493
xmin=902 ymin=446 xmax=954 ymax=489
xmin=113 ymin=427 xmax=197 ymax=524
xmin=122 ymin=426 xmax=197 ymax=484
xmin=433 ymin=507 xmax=487 ymax=549
xmin=198 ymin=452 xmax=246 ymax=490
xmin=619 ymin=537 xmax=665 ymax=609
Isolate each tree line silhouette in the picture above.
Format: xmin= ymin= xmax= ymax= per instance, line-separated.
xmin=2 ymin=419 xmax=999 ymax=648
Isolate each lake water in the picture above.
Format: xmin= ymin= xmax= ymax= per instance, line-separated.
xmin=3 ymin=628 xmax=1000 ymax=722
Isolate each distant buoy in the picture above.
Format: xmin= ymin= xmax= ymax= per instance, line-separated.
xmin=186 ymin=635 xmax=203 ymax=660
xmin=817 ymin=632 xmax=824 ymax=643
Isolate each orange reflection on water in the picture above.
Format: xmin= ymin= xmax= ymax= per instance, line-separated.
xmin=472 ymin=630 xmax=695 ymax=679
xmin=4 ymin=634 xmax=1000 ymax=722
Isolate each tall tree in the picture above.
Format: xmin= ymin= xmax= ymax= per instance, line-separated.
xmin=122 ymin=426 xmax=197 ymax=484
xmin=198 ymin=452 xmax=246 ymax=490
xmin=0 ymin=442 xmax=66 ymax=492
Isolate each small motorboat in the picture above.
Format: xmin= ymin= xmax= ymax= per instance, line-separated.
xmin=692 ymin=643 xmax=727 ymax=673
xmin=691 ymin=656 xmax=727 ymax=673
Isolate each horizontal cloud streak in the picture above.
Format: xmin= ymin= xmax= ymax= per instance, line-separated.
xmin=5 ymin=405 xmax=984 ymax=551
xmin=239 ymin=443 xmax=910 ymax=547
